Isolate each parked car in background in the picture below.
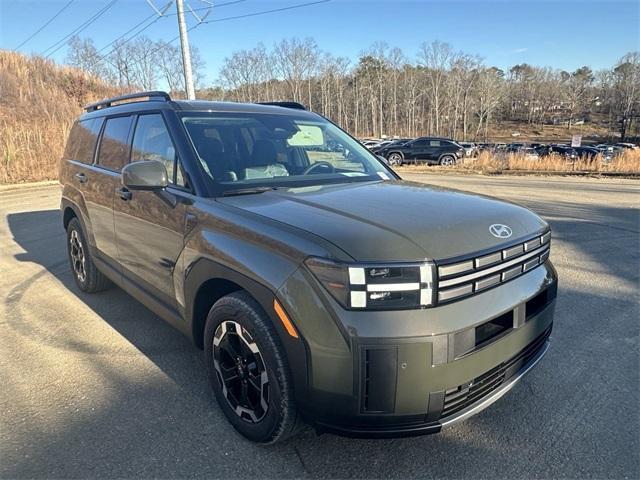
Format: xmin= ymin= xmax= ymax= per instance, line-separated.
xmin=458 ymin=142 xmax=478 ymax=157
xmin=361 ymin=140 xmax=381 ymax=149
xmin=573 ymin=146 xmax=601 ymax=161
xmin=371 ymin=139 xmax=411 ymax=155
xmin=502 ymin=145 xmax=539 ymax=160
xmin=476 ymin=142 xmax=495 ymax=152
xmin=378 ymin=137 xmax=465 ymax=166
xmin=535 ymin=145 xmax=578 ymax=161
xmin=614 ymin=142 xmax=638 ymax=150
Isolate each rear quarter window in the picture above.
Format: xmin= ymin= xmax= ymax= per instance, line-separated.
xmin=64 ymin=118 xmax=103 ymax=164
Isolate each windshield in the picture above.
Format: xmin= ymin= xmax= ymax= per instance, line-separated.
xmin=181 ymin=112 xmax=391 ymax=194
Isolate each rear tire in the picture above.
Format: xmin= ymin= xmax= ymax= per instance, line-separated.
xmin=439 ymin=155 xmax=456 ymax=166
xmin=204 ymin=291 xmax=302 ymax=444
xmin=66 ymin=217 xmax=111 ymax=293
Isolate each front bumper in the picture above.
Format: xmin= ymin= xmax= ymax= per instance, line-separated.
xmin=277 ymin=261 xmax=557 ymax=438
xmin=317 ymin=324 xmax=551 ymax=437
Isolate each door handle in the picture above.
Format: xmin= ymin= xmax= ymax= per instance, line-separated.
xmin=74 ymin=172 xmax=87 ymax=183
xmin=116 ymin=187 xmax=132 ymax=201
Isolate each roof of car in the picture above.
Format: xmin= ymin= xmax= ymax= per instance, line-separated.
xmin=416 ymin=136 xmax=454 ymax=141
xmin=80 ymin=91 xmax=317 ymax=121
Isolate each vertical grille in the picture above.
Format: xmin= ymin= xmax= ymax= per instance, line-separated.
xmin=361 ymin=347 xmax=397 ymax=414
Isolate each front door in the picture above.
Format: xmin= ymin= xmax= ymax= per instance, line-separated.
xmin=113 ymin=113 xmax=189 ymax=306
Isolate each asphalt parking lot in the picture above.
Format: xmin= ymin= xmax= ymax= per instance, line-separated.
xmin=1 ymin=173 xmax=638 ymax=479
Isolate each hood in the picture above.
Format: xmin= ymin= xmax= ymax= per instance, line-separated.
xmin=218 ymin=180 xmax=548 ymax=262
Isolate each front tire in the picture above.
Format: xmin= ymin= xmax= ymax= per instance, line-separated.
xmin=204 ymin=291 xmax=302 ymax=444
xmin=66 ymin=217 xmax=111 ymax=293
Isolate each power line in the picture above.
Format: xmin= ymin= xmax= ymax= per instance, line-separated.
xmin=94 ymin=8 xmax=166 ymax=56
xmin=95 ymin=0 xmax=243 ymax=60
xmin=160 ymin=0 xmax=332 ymax=62
xmin=163 ymin=0 xmax=245 ymax=17
xmin=42 ymin=0 xmax=119 ymax=57
xmin=200 ymin=0 xmax=330 ymax=25
xmin=86 ymin=0 xmax=245 ymax=71
xmin=76 ymin=0 xmax=331 ymax=83
xmin=15 ymin=0 xmax=75 ymax=50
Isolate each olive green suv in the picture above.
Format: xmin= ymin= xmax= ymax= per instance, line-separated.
xmin=59 ymin=91 xmax=557 ymax=443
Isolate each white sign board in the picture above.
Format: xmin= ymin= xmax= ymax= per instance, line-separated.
xmin=571 ymin=135 xmax=582 ymax=147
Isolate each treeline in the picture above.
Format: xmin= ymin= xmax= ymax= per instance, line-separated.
xmin=65 ymin=35 xmax=206 ymax=95
xmin=66 ymin=36 xmax=640 ymax=141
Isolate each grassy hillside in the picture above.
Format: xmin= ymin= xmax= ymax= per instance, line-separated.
xmin=0 ymin=50 xmax=119 ymax=184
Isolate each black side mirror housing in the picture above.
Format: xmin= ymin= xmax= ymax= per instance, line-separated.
xmin=122 ymin=160 xmax=168 ymax=191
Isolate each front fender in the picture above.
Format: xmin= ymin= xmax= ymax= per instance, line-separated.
xmin=181 ymin=255 xmax=310 ymax=405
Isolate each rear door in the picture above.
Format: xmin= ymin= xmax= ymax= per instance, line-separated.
xmin=82 ymin=115 xmax=133 ymax=267
xmin=113 ymin=112 xmax=190 ymax=306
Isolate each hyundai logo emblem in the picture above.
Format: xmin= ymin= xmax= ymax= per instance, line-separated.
xmin=489 ymin=224 xmax=513 ymax=238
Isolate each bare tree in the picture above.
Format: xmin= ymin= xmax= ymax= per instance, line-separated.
xmin=417 ymin=41 xmax=456 ymax=135
xmin=273 ymin=38 xmax=319 ymax=104
xmin=611 ymin=52 xmax=640 ymax=140
xmin=66 ymin=36 xmax=110 ymax=80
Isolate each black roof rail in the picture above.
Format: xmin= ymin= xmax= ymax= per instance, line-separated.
xmin=257 ymin=101 xmax=307 ymax=111
xmin=84 ymin=91 xmax=171 ymax=112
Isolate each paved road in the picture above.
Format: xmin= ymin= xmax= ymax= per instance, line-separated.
xmin=1 ymin=174 xmax=638 ymax=479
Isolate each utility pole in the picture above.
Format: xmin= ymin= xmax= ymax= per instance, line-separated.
xmin=176 ymin=0 xmax=196 ymax=100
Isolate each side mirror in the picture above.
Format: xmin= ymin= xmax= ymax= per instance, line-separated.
xmin=377 ymin=155 xmax=390 ymax=166
xmin=122 ymin=160 xmax=168 ymax=191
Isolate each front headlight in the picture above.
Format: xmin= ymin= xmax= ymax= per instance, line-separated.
xmin=305 ymin=257 xmax=435 ymax=310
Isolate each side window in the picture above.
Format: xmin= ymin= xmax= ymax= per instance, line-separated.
xmin=64 ymin=118 xmax=103 ymax=164
xmin=131 ymin=114 xmax=177 ymax=183
xmin=429 ymin=140 xmax=442 ymax=147
xmin=97 ymin=116 xmax=133 ymax=171
xmin=412 ymin=140 xmax=428 ymax=147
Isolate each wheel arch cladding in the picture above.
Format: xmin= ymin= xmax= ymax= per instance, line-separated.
xmin=63 ymin=206 xmax=77 ymax=229
xmin=192 ymin=277 xmax=243 ymax=349
xmin=185 ymin=257 xmax=310 ymax=402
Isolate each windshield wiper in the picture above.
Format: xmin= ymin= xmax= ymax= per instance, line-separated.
xmin=221 ymin=186 xmax=278 ymax=197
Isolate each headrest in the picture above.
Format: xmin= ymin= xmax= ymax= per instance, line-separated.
xmin=248 ymin=140 xmax=277 ymax=167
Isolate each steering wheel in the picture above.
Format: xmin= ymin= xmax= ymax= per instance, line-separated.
xmin=302 ymin=161 xmax=335 ymax=175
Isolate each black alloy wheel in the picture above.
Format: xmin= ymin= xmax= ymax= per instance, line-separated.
xmin=213 ymin=320 xmax=269 ymax=423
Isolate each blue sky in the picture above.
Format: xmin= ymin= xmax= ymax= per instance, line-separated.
xmin=1 ymin=0 xmax=638 ymax=83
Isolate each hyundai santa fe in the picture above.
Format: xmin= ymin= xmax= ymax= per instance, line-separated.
xmin=59 ymin=91 xmax=557 ymax=443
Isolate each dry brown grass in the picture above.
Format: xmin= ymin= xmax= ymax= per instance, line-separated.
xmin=0 ymin=50 xmax=119 ymax=184
xmin=398 ymin=149 xmax=640 ymax=175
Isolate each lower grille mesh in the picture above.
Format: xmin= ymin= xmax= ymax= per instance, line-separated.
xmin=441 ymin=326 xmax=552 ymax=419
